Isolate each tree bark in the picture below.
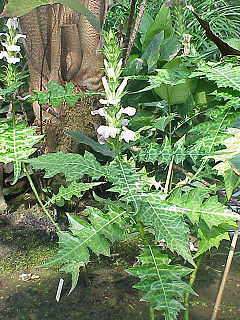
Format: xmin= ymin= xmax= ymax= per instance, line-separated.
xmin=19 ymin=1 xmax=108 ymax=152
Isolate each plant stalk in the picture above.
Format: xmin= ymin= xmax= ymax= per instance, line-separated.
xmin=211 ymin=226 xmax=239 ymax=320
xmin=23 ymin=163 xmax=61 ymax=232
xmin=150 ymin=304 xmax=155 ymax=320
xmin=184 ymin=253 xmax=205 ymax=320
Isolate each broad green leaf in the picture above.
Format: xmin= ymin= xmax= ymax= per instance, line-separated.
xmin=0 ymin=0 xmax=101 ymax=32
xmin=142 ymin=4 xmax=172 ymax=52
xmin=65 ymin=130 xmax=116 ymax=158
xmin=142 ymin=32 xmax=164 ymax=71
xmin=27 ymin=151 xmax=107 ymax=181
xmin=138 ymin=11 xmax=153 ymax=45
xmin=159 ymin=37 xmax=181 ymax=61
xmin=155 ymin=81 xmax=190 ymax=105
xmin=0 ymin=120 xmax=43 ymax=184
xmin=127 ymin=247 xmax=194 ymax=320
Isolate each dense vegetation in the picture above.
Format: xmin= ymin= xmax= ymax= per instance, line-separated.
xmin=0 ymin=1 xmax=240 ymax=319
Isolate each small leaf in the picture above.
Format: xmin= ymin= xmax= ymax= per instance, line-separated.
xmin=47 ymin=80 xmax=65 ymax=107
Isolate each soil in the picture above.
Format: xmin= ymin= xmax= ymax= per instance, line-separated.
xmin=1 ymin=217 xmax=240 ymax=320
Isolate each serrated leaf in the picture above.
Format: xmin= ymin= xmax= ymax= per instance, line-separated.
xmin=152 ymin=114 xmax=176 ymax=132
xmin=137 ymin=193 xmax=195 ymax=266
xmin=47 ymin=80 xmax=65 ymax=107
xmin=27 ymin=151 xmax=107 ymax=181
xmin=194 ymin=221 xmax=231 ymax=258
xmin=41 ymin=208 xmax=124 ymax=291
xmin=126 ymin=247 xmax=194 ymax=320
xmin=173 ymin=135 xmax=186 ymax=164
xmin=49 ymin=181 xmax=104 ymax=206
xmin=230 ymin=154 xmax=240 ymax=175
xmin=194 ymin=63 xmax=240 ymax=91
xmin=0 ymin=120 xmax=43 ymax=184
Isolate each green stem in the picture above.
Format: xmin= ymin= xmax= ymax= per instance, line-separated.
xmin=136 ymin=220 xmax=155 ymax=320
xmin=184 ymin=253 xmax=205 ymax=320
xmin=150 ymin=304 xmax=155 ymax=320
xmin=22 ymin=163 xmax=61 ymax=232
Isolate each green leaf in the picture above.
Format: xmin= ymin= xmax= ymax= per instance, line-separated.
xmin=27 ymin=151 xmax=107 ymax=181
xmin=152 ymin=114 xmax=176 ymax=132
xmin=193 ymin=63 xmax=240 ymax=92
xmin=0 ymin=0 xmax=101 ymax=32
xmin=0 ymin=120 xmax=43 ymax=184
xmin=194 ymin=221 xmax=231 ymax=258
xmin=65 ymin=82 xmax=79 ymax=106
xmin=47 ymin=80 xmax=65 ymax=107
xmin=65 ymin=130 xmax=116 ymax=158
xmin=173 ymin=136 xmax=186 ymax=164
xmin=0 ymin=82 xmax=23 ymax=96
xmin=41 ymin=208 xmax=124 ymax=292
xmin=49 ymin=181 xmax=104 ymax=206
xmin=142 ymin=32 xmax=164 ymax=71
xmin=159 ymin=37 xmax=181 ymax=61
xmin=137 ymin=193 xmax=195 ymax=266
xmin=126 ymin=247 xmax=194 ymax=320
xmin=142 ymin=4 xmax=172 ymax=52
xmin=138 ymin=136 xmax=173 ymax=165
xmin=230 ymin=154 xmax=240 ymax=175
xmin=223 ymin=168 xmax=240 ymax=200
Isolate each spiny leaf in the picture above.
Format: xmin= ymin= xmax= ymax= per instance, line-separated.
xmin=49 ymin=181 xmax=104 ymax=206
xmin=194 ymin=221 xmax=231 ymax=258
xmin=137 ymin=193 xmax=195 ymax=266
xmin=27 ymin=151 xmax=107 ymax=181
xmin=41 ymin=207 xmax=125 ymax=292
xmin=193 ymin=63 xmax=240 ymax=91
xmin=0 ymin=120 xmax=43 ymax=184
xmin=127 ymin=247 xmax=194 ymax=320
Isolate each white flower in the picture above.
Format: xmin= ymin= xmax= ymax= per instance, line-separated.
xmin=6 ymin=18 xmax=18 ymax=31
xmin=99 ymin=97 xmax=120 ymax=105
xmin=2 ymin=43 xmax=20 ymax=52
xmin=102 ymin=76 xmax=112 ymax=97
xmin=119 ymin=129 xmax=135 ymax=143
xmin=14 ymin=34 xmax=26 ymax=41
xmin=97 ymin=125 xmax=120 ymax=144
xmin=116 ymin=77 xmax=128 ymax=97
xmin=0 ymin=51 xmax=20 ymax=64
xmin=116 ymin=106 xmax=136 ymax=119
xmin=91 ymin=107 xmax=107 ymax=117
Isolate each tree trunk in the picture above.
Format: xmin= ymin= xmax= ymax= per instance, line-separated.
xmin=19 ymin=1 xmax=108 ymax=152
